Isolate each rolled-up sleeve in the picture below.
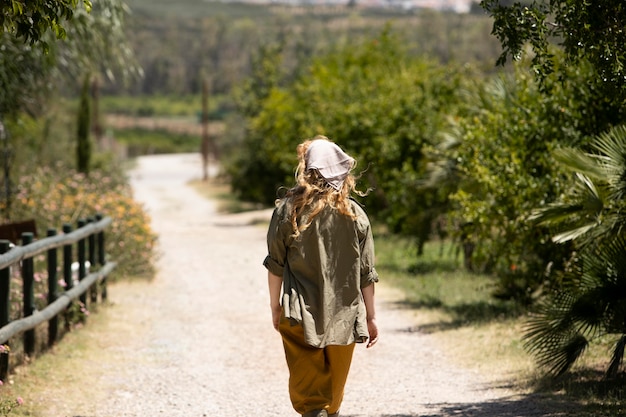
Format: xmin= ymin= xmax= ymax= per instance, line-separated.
xmin=263 ymin=205 xmax=289 ymax=277
xmin=354 ymin=203 xmax=379 ymax=288
xmin=359 ymin=225 xmax=379 ymax=288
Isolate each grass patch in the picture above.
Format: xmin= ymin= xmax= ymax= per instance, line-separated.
xmin=374 ymin=229 xmax=532 ymax=371
xmin=374 ymin=230 xmax=524 ymax=325
xmin=374 ymin=228 xmax=626 ymax=415
xmin=112 ymin=128 xmax=200 ymax=156
xmin=101 ymin=94 xmax=232 ymax=119
xmin=0 ymin=306 xmax=113 ymax=417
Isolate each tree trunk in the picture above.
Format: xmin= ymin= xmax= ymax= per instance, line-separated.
xmin=91 ymin=77 xmax=103 ymax=147
xmin=77 ymin=75 xmax=92 ymax=174
xmin=201 ymin=77 xmax=210 ymax=181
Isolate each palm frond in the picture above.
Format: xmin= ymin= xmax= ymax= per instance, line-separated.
xmin=606 ymin=335 xmax=626 ymax=379
xmin=525 ymin=235 xmax=626 ymax=376
xmin=574 ymin=172 xmax=601 ymax=201
xmin=587 ymin=237 xmax=626 ymax=335
xmin=526 ymin=329 xmax=589 ymax=376
xmin=551 ymin=223 xmax=596 ymax=244
xmin=553 ymin=147 xmax=606 ymax=180
xmin=592 ymin=125 xmax=626 ymax=167
xmin=524 ymin=291 xmax=591 ymax=376
xmin=537 ymin=126 xmax=626 ymax=245
xmin=530 ymin=171 xmax=605 ymax=245
xmin=591 ymin=125 xmax=626 ymax=201
xmin=530 ymin=191 xmax=602 ymax=245
xmin=528 ymin=202 xmax=586 ymax=224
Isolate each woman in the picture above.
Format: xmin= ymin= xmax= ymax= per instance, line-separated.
xmin=263 ymin=136 xmax=379 ymax=417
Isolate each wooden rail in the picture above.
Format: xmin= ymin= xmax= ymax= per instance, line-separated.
xmin=0 ymin=214 xmax=117 ymax=381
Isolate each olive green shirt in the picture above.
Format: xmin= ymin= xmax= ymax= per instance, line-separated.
xmin=264 ymin=198 xmax=379 ymax=348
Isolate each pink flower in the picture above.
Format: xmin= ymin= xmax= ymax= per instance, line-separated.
xmin=16 ymin=397 xmax=23 ymax=406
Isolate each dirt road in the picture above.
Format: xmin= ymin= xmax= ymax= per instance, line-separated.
xmin=27 ymin=153 xmax=561 ymax=416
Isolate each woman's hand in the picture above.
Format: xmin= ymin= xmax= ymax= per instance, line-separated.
xmin=366 ymin=317 xmax=378 ymax=348
xmin=268 ymin=271 xmax=283 ymax=331
xmin=271 ymin=304 xmax=282 ymax=331
xmin=362 ymin=283 xmax=378 ymax=348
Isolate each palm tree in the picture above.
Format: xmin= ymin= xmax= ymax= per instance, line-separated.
xmin=526 ymin=125 xmax=626 ymax=377
xmin=524 ymin=236 xmax=626 ymax=377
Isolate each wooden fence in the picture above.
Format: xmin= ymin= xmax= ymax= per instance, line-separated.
xmin=0 ymin=214 xmax=117 ymax=381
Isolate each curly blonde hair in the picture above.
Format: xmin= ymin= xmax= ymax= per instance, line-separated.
xmin=280 ymin=136 xmax=365 ymax=238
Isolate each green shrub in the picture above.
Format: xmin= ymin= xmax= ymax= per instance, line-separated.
xmin=113 ymin=128 xmax=200 ymax=156
xmin=8 ymin=162 xmax=157 ymax=279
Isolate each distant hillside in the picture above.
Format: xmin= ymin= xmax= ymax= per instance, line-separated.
xmin=123 ymin=0 xmax=481 ymax=19
xmin=115 ymin=0 xmax=501 ymax=97
xmin=125 ymin=0 xmax=275 ymax=19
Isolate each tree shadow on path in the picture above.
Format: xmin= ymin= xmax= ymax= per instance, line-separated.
xmin=415 ymin=393 xmax=576 ymax=416
xmin=370 ymin=372 xmax=624 ymax=417
xmin=341 ymin=392 xmax=582 ymax=416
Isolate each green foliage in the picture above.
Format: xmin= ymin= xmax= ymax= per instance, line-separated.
xmin=125 ymin=0 xmax=273 ymax=19
xmin=0 ymin=0 xmax=138 ymax=128
xmin=0 ymin=0 xmax=91 ymax=45
xmin=0 ymin=35 xmax=56 ymax=118
xmin=10 ymin=161 xmax=158 ymax=278
xmin=2 ymin=101 xmax=78 ymax=175
xmin=531 ymin=125 xmax=626 ymax=249
xmin=481 ymin=0 xmax=626 ymax=101
xmin=227 ymin=29 xmax=475 ymax=246
xmin=119 ymin=3 xmax=501 ymax=96
xmin=375 ymin=231 xmax=523 ymax=325
xmin=234 ymin=41 xmax=285 ymax=119
xmin=523 ymin=125 xmax=626 ymax=377
xmin=0 ymin=392 xmax=22 ymax=417
xmin=435 ymin=69 xmax=564 ymax=280
xmin=113 ymin=128 xmax=201 ymax=156
xmin=58 ymin=0 xmax=141 ymax=85
xmin=101 ymin=94 xmax=227 ymax=118
xmin=434 ymin=52 xmax=626 ymax=303
xmin=524 ymin=237 xmax=626 ymax=377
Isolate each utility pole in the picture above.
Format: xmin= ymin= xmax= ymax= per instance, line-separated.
xmin=201 ymin=77 xmax=210 ymax=181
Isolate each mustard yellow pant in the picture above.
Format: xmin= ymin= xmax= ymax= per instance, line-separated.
xmin=279 ymin=317 xmax=355 ymax=416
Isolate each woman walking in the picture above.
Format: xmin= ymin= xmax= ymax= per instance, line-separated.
xmin=263 ymin=136 xmax=379 ymax=417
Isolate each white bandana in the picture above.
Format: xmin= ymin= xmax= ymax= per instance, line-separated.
xmin=305 ymin=139 xmax=355 ymax=190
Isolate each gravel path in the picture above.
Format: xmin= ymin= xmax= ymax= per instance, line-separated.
xmin=32 ymin=153 xmax=564 ymax=417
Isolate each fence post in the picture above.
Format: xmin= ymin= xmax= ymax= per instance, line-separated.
xmin=63 ymin=223 xmax=73 ymax=330
xmin=77 ymin=219 xmax=87 ymax=307
xmin=47 ymin=228 xmax=58 ymax=346
xmin=87 ymin=216 xmax=97 ymax=304
xmin=96 ymin=213 xmax=107 ymax=301
xmin=21 ymin=232 xmax=35 ymax=357
xmin=0 ymin=239 xmax=10 ymax=381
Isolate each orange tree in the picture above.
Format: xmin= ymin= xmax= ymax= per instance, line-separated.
xmin=227 ymin=28 xmax=475 ymax=252
xmin=432 ymin=53 xmax=626 ymax=304
xmin=436 ymin=67 xmax=570 ymax=303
